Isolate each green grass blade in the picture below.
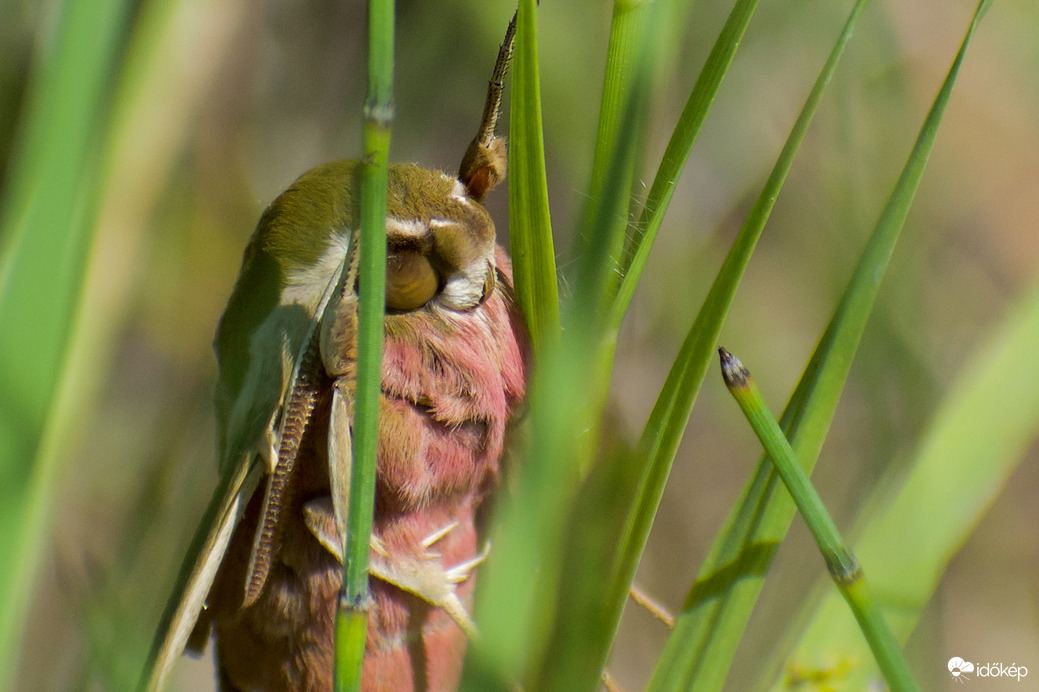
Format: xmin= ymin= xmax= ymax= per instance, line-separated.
xmin=0 ymin=0 xmax=132 ymax=684
xmin=461 ymin=2 xmax=572 ymax=688
xmin=585 ymin=0 xmax=652 ymax=194
xmin=522 ymin=2 xmax=666 ymax=686
xmin=535 ymin=0 xmax=871 ymax=684
xmin=649 ymin=2 xmax=991 ymax=689
xmin=465 ymin=3 xmax=670 ymax=684
xmin=333 ymin=0 xmax=393 ymax=688
xmin=612 ymin=0 xmax=762 ymax=329
xmin=533 ymin=0 xmax=870 ymax=684
xmin=570 ymin=0 xmax=660 ymax=322
xmin=560 ymin=0 xmax=669 ymax=487
xmin=508 ymin=0 xmax=559 ymax=353
xmin=533 ymin=0 xmax=870 ymax=686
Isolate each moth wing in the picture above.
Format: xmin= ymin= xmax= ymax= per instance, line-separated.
xmin=145 ymin=230 xmax=356 ymax=690
xmin=143 ymin=452 xmax=262 ymax=691
xmin=143 ymin=305 xmax=307 ymax=691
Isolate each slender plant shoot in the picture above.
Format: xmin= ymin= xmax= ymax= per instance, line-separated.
xmin=718 ymin=347 xmax=919 ymax=692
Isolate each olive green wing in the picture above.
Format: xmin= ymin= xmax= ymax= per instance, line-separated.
xmin=143 ymin=229 xmax=356 ymax=691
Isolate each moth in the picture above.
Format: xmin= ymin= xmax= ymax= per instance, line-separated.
xmin=145 ymin=17 xmax=527 ymax=691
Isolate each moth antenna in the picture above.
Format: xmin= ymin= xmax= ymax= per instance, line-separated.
xmin=476 ymin=12 xmax=516 ymax=148
xmin=458 ymin=12 xmax=516 ymax=201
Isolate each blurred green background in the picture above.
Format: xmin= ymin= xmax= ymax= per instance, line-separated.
xmin=2 ymin=0 xmax=1037 ymax=689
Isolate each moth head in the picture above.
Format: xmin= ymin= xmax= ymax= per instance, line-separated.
xmin=249 ymin=15 xmax=514 ymax=319
xmin=384 ymin=162 xmax=500 ymax=312
xmin=249 ymin=154 xmax=504 ymax=321
xmin=379 ymin=8 xmax=513 ymax=313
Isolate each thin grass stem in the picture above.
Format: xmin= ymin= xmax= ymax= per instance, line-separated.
xmin=333 ymin=0 xmax=393 ymax=688
xmin=718 ymin=348 xmax=918 ymax=692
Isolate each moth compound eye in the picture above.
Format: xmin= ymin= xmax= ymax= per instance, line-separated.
xmin=386 ymin=252 xmax=439 ymax=311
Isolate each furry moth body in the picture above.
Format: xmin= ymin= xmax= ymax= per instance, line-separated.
xmin=146 ymin=18 xmax=525 ymax=691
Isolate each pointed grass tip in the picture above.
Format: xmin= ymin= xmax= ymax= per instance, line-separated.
xmin=718 ymin=347 xmax=751 ymax=390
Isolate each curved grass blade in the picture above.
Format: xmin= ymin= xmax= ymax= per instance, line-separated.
xmin=466 ymin=1 xmax=671 ymax=685
xmin=567 ymin=0 xmax=671 ymax=486
xmin=475 ymin=1 xmax=767 ymax=681
xmin=649 ymin=2 xmax=992 ymax=688
xmin=0 ymin=0 xmax=133 ymax=684
xmin=578 ymin=0 xmax=650 ymax=278
xmin=525 ymin=1 xmax=670 ymax=686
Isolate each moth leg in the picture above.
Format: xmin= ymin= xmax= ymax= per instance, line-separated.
xmin=370 ymin=526 xmax=485 ymax=638
xmin=302 ymin=499 xmax=481 ymax=637
xmin=326 ymin=378 xmax=353 ymax=558
xmin=418 ymin=523 xmax=489 ymax=598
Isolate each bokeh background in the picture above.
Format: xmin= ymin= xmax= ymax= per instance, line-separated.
xmin=3 ymin=0 xmax=1038 ymax=689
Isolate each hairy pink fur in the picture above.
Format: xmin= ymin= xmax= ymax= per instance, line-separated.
xmin=210 ymin=248 xmax=528 ymax=691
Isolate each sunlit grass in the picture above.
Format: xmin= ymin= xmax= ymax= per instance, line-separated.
xmin=1 ymin=0 xmax=1035 ymax=690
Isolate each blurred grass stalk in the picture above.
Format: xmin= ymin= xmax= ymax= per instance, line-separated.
xmin=0 ymin=0 xmax=246 ymax=686
xmin=0 ymin=0 xmax=133 ymax=685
